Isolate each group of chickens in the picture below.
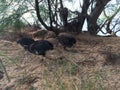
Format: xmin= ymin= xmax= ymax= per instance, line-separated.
xmin=0 ymin=33 xmax=77 ymax=81
xmin=17 ymin=33 xmax=76 ymax=56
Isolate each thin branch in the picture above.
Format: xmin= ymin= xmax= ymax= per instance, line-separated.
xmin=21 ymin=17 xmax=32 ymax=26
xmin=59 ymin=0 xmax=63 ymax=8
xmin=47 ymin=0 xmax=53 ymax=29
xmin=53 ymin=0 xmax=59 ymax=27
xmin=0 ymin=59 xmax=10 ymax=82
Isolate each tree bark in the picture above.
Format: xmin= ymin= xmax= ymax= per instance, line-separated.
xmin=77 ymin=0 xmax=90 ymax=33
xmin=87 ymin=0 xmax=111 ymax=35
xmin=90 ymin=0 xmax=111 ymax=22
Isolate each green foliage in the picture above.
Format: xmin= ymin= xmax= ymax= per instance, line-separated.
xmin=68 ymin=0 xmax=74 ymax=2
xmin=0 ymin=14 xmax=26 ymax=32
xmin=39 ymin=4 xmax=49 ymax=21
xmin=0 ymin=0 xmax=119 ymax=35
xmin=0 ymin=0 xmax=34 ymax=31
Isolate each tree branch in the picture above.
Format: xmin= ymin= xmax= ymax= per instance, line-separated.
xmin=47 ymin=0 xmax=53 ymax=29
xmin=35 ymin=0 xmax=50 ymax=30
xmin=59 ymin=0 xmax=63 ymax=8
xmin=90 ymin=0 xmax=111 ymax=22
xmin=77 ymin=0 xmax=90 ymax=32
xmin=87 ymin=0 xmax=111 ymax=35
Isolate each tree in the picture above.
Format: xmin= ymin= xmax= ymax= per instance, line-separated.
xmin=98 ymin=1 xmax=120 ymax=35
xmin=0 ymin=0 xmax=120 ymax=35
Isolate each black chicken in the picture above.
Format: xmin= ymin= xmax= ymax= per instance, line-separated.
xmin=28 ymin=40 xmax=53 ymax=56
xmin=57 ymin=35 xmax=76 ymax=50
xmin=17 ymin=37 xmax=35 ymax=50
xmin=17 ymin=38 xmax=53 ymax=56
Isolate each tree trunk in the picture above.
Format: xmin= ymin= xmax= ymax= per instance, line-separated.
xmin=87 ymin=0 xmax=111 ymax=35
xmin=75 ymin=0 xmax=90 ymax=33
xmin=35 ymin=0 xmax=50 ymax=30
